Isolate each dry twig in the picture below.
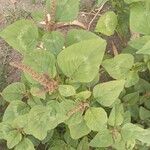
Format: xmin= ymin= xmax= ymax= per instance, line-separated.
xmin=88 ymin=3 xmax=105 ymax=30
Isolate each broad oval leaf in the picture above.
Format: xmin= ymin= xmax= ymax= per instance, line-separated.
xmin=58 ymin=85 xmax=76 ymax=97
xmin=0 ymin=122 xmax=13 ymax=140
xmin=84 ymin=107 xmax=107 ymax=131
xmin=60 ymin=99 xmax=83 ymax=126
xmin=12 ymin=114 xmax=29 ymax=130
xmin=57 ymin=39 xmax=106 ymax=83
xmin=137 ymin=40 xmax=150 ymax=55
xmin=14 ymin=138 xmax=35 ymax=150
xmin=0 ymin=19 xmax=38 ymax=54
xmin=3 ymin=101 xmax=30 ymax=122
xmin=77 ymin=137 xmax=89 ymax=150
xmin=66 ymin=29 xmax=100 ymax=46
xmin=93 ymin=80 xmax=125 ymax=107
xmin=95 ymin=11 xmax=118 ymax=36
xmin=23 ymin=50 xmax=56 ymax=84
xmin=139 ymin=106 xmax=150 ymax=120
xmin=75 ymin=91 xmax=91 ymax=101
xmin=90 ymin=129 xmax=113 ymax=147
xmin=129 ymin=36 xmax=150 ymax=50
xmin=121 ymin=123 xmax=144 ymax=140
xmin=46 ymin=0 xmax=79 ymax=22
xmin=68 ymin=119 xmax=91 ymax=139
xmin=30 ymin=87 xmax=46 ymax=99
xmin=6 ymin=130 xmax=22 ymax=149
xmin=2 ymin=82 xmax=26 ymax=102
xmin=108 ymin=104 xmax=124 ymax=126
xmin=125 ymin=70 xmax=139 ymax=87
xmin=42 ymin=31 xmax=65 ymax=56
xmin=130 ymin=3 xmax=150 ymax=35
xmin=26 ymin=105 xmax=53 ymax=140
xmin=102 ymin=54 xmax=134 ymax=79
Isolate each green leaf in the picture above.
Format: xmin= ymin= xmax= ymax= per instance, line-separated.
xmin=102 ymin=54 xmax=134 ymax=79
xmin=108 ymin=104 xmax=124 ymax=126
xmin=6 ymin=130 xmax=22 ymax=149
xmin=0 ymin=19 xmax=38 ymax=54
xmin=46 ymin=0 xmax=79 ymax=22
xmin=75 ymin=91 xmax=91 ymax=101
xmin=77 ymin=137 xmax=89 ymax=150
xmin=2 ymin=82 xmax=26 ymax=102
xmin=0 ymin=122 xmax=14 ymax=140
xmin=3 ymin=101 xmax=30 ymax=122
xmin=121 ymin=123 xmax=144 ymax=140
xmin=30 ymin=87 xmax=46 ymax=99
xmin=95 ymin=11 xmax=118 ymax=36
xmin=62 ymin=100 xmax=83 ymax=126
xmin=93 ymin=80 xmax=125 ymax=107
xmin=47 ymin=100 xmax=67 ymax=124
xmin=125 ymin=70 xmax=139 ymax=87
xmin=48 ymin=140 xmax=75 ymax=150
xmin=32 ymin=10 xmax=44 ymax=22
xmin=69 ymin=119 xmax=91 ymax=139
xmin=42 ymin=31 xmax=65 ymax=56
xmin=58 ymin=85 xmax=76 ymax=97
xmin=15 ymin=138 xmax=35 ymax=150
xmin=137 ymin=41 xmax=150 ymax=55
xmin=124 ymin=0 xmax=145 ymax=4
xmin=66 ymin=29 xmax=100 ymax=46
xmin=57 ymin=39 xmax=106 ymax=83
xmin=123 ymin=111 xmax=131 ymax=125
xmin=84 ymin=107 xmax=107 ymax=131
xmin=137 ymin=129 xmax=150 ymax=145
xmin=23 ymin=50 xmax=56 ymax=84
xmin=64 ymin=130 xmax=78 ymax=148
xmin=139 ymin=106 xmax=150 ymax=120
xmin=12 ymin=114 xmax=28 ymax=131
xmin=26 ymin=105 xmax=53 ymax=140
xmin=122 ymin=92 xmax=139 ymax=105
xmin=27 ymin=97 xmax=43 ymax=108
xmin=130 ymin=3 xmax=150 ymax=35
xmin=90 ymin=129 xmax=113 ymax=147
xmin=129 ymin=36 xmax=150 ymax=50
